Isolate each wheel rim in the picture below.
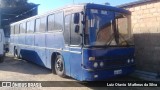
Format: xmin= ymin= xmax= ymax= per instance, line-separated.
xmin=56 ymin=58 xmax=63 ymax=72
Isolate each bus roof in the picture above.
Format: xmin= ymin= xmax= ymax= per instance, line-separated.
xmin=10 ymin=4 xmax=84 ymax=25
xmin=85 ymin=3 xmax=131 ymax=15
xmin=11 ymin=3 xmax=131 ymax=25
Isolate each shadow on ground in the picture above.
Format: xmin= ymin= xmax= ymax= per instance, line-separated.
xmin=0 ymin=56 xmax=159 ymax=90
xmin=0 ymin=56 xmax=51 ymax=75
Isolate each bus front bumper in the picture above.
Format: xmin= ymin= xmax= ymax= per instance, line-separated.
xmin=82 ymin=65 xmax=135 ymax=81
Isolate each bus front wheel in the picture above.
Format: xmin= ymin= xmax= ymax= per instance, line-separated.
xmin=55 ymin=55 xmax=66 ymax=77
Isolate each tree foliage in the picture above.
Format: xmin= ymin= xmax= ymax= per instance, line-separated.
xmin=0 ymin=0 xmax=28 ymax=7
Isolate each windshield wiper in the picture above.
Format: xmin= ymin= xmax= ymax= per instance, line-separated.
xmin=106 ymin=33 xmax=129 ymax=46
xmin=113 ymin=20 xmax=119 ymax=45
xmin=105 ymin=33 xmax=114 ymax=46
xmin=118 ymin=33 xmax=129 ymax=46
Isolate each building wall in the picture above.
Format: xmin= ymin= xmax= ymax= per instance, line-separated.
xmin=124 ymin=1 xmax=160 ymax=73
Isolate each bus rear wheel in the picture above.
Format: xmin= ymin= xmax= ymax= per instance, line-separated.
xmin=14 ymin=49 xmax=18 ymax=58
xmin=14 ymin=49 xmax=21 ymax=59
xmin=55 ymin=55 xmax=66 ymax=77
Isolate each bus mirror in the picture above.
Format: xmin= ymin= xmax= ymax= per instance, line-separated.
xmin=81 ymin=21 xmax=85 ymax=25
xmin=75 ymin=25 xmax=80 ymax=33
xmin=74 ymin=13 xmax=80 ymax=24
xmin=81 ymin=11 xmax=84 ymax=15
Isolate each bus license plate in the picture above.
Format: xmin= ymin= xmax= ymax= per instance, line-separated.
xmin=114 ymin=69 xmax=122 ymax=75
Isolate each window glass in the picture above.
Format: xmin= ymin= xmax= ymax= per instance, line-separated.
xmin=20 ymin=23 xmax=26 ymax=33
xmin=27 ymin=20 xmax=35 ymax=33
xmin=35 ymin=19 xmax=40 ymax=32
xmin=64 ymin=15 xmax=71 ymax=45
xmin=40 ymin=17 xmax=46 ymax=32
xmin=11 ymin=26 xmax=15 ymax=34
xmin=54 ymin=12 xmax=63 ymax=30
xmin=48 ymin=14 xmax=54 ymax=31
xmin=70 ymin=13 xmax=81 ymax=45
xmin=15 ymin=24 xmax=19 ymax=34
xmin=0 ymin=33 xmax=2 ymax=42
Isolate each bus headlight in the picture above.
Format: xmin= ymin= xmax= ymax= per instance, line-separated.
xmin=89 ymin=57 xmax=95 ymax=61
xmin=127 ymin=59 xmax=130 ymax=63
xmin=93 ymin=62 xmax=98 ymax=68
xmin=100 ymin=62 xmax=104 ymax=67
xmin=131 ymin=59 xmax=134 ymax=63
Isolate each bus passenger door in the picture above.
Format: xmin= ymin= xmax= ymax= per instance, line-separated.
xmin=69 ymin=13 xmax=83 ymax=80
xmin=63 ymin=14 xmax=71 ymax=76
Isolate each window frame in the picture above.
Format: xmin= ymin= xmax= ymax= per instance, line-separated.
xmin=11 ymin=25 xmax=15 ymax=35
xmin=0 ymin=33 xmax=2 ymax=42
xmin=54 ymin=12 xmax=64 ymax=31
xmin=26 ymin=20 xmax=35 ymax=34
xmin=35 ymin=18 xmax=41 ymax=33
xmin=47 ymin=14 xmax=55 ymax=32
xmin=64 ymin=14 xmax=72 ymax=45
xmin=20 ymin=22 xmax=26 ymax=34
xmin=70 ymin=13 xmax=82 ymax=46
xmin=40 ymin=17 xmax=47 ymax=32
xmin=64 ymin=13 xmax=82 ymax=46
xmin=14 ymin=24 xmax=20 ymax=34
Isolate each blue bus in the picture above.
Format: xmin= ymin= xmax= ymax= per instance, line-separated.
xmin=9 ymin=3 xmax=135 ymax=81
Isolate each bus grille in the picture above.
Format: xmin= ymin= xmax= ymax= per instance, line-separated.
xmin=96 ymin=56 xmax=129 ymax=67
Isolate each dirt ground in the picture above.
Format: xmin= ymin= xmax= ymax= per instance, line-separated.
xmin=0 ymin=55 xmax=159 ymax=90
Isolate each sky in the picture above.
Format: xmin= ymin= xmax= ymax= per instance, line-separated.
xmin=28 ymin=0 xmax=138 ymax=14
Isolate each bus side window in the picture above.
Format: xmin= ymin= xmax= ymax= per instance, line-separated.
xmin=40 ymin=17 xmax=46 ymax=32
xmin=70 ymin=13 xmax=81 ymax=45
xmin=48 ymin=14 xmax=55 ymax=31
xmin=11 ymin=25 xmax=15 ymax=35
xmin=27 ymin=20 xmax=35 ymax=33
xmin=54 ymin=12 xmax=63 ymax=31
xmin=15 ymin=24 xmax=20 ymax=34
xmin=35 ymin=19 xmax=40 ymax=32
xmin=64 ymin=15 xmax=71 ymax=45
xmin=20 ymin=23 xmax=26 ymax=33
xmin=0 ymin=33 xmax=2 ymax=42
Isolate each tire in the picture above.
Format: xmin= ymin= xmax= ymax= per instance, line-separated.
xmin=14 ymin=49 xmax=18 ymax=58
xmin=14 ymin=49 xmax=21 ymax=59
xmin=18 ymin=52 xmax=22 ymax=59
xmin=51 ymin=58 xmax=56 ymax=74
xmin=0 ymin=56 xmax=4 ymax=63
xmin=55 ymin=55 xmax=66 ymax=77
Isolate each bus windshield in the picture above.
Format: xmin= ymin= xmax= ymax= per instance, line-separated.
xmin=85 ymin=9 xmax=133 ymax=46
